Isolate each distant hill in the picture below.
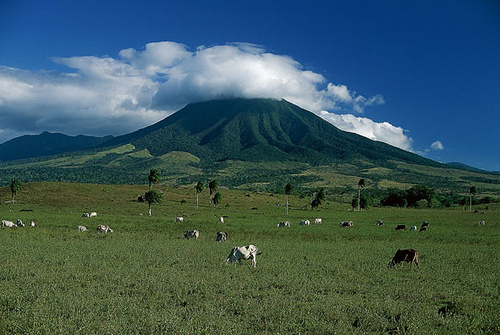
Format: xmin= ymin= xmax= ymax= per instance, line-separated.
xmin=100 ymin=98 xmax=439 ymax=167
xmin=0 ymin=132 xmax=113 ymax=161
xmin=0 ymin=98 xmax=498 ymax=195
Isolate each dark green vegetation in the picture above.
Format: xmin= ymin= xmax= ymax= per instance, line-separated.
xmin=1 ymin=99 xmax=498 ymax=197
xmin=0 ymin=182 xmax=498 ymax=334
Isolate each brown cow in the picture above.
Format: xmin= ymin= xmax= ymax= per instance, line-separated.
xmin=389 ymin=249 xmax=419 ymax=268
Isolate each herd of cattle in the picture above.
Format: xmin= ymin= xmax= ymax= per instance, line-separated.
xmin=2 ymin=210 xmax=488 ymax=269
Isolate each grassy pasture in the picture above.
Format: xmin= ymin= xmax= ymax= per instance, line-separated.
xmin=0 ymin=183 xmax=498 ymax=334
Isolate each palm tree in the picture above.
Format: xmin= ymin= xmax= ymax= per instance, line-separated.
xmin=469 ymin=185 xmax=477 ymax=212
xmin=311 ymin=187 xmax=325 ymax=210
xmin=285 ymin=183 xmax=293 ymax=216
xmin=195 ymin=181 xmax=204 ymax=208
xmin=144 ymin=190 xmax=163 ymax=216
xmin=357 ymin=179 xmax=365 ymax=211
xmin=209 ymin=180 xmax=218 ymax=204
xmin=213 ymin=192 xmax=222 ymax=207
xmin=10 ymin=178 xmax=21 ymax=204
xmin=148 ymin=169 xmax=161 ymax=191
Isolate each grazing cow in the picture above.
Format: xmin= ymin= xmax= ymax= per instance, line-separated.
xmin=300 ymin=220 xmax=310 ymax=226
xmin=184 ymin=230 xmax=199 ymax=240
xmin=216 ymin=231 xmax=227 ymax=242
xmin=82 ymin=213 xmax=89 ymax=218
xmin=30 ymin=220 xmax=36 ymax=227
xmin=478 ymin=220 xmax=485 ymax=225
xmin=395 ymin=224 xmax=406 ymax=230
xmin=376 ymin=220 xmax=384 ymax=226
xmin=419 ymin=226 xmax=427 ymax=232
xmin=2 ymin=220 xmax=16 ymax=228
xmin=421 ymin=221 xmax=429 ymax=228
xmin=277 ymin=221 xmax=291 ymax=228
xmin=16 ymin=219 xmax=25 ymax=227
xmin=340 ymin=221 xmax=353 ymax=228
xmin=389 ymin=249 xmax=419 ymax=268
xmin=219 ymin=217 xmax=225 ymax=224
xmin=226 ymin=245 xmax=259 ymax=267
xmin=97 ymin=224 xmax=113 ymax=233
xmin=410 ymin=225 xmax=417 ymax=231
xmin=78 ymin=225 xmax=88 ymax=232
xmin=89 ymin=212 xmax=98 ymax=218
xmin=314 ymin=218 xmax=322 ymax=224
xmin=174 ymin=217 xmax=184 ymax=223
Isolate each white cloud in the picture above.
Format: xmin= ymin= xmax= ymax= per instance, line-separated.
xmin=430 ymin=141 xmax=444 ymax=150
xmin=319 ymin=111 xmax=414 ymax=151
xmin=0 ymin=41 xmax=413 ymax=150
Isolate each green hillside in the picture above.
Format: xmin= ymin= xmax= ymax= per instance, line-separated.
xmin=0 ymin=99 xmax=498 ymax=197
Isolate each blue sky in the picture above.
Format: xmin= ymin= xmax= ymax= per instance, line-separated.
xmin=0 ymin=0 xmax=499 ymax=171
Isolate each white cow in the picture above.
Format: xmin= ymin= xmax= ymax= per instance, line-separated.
xmin=226 ymin=245 xmax=259 ymax=267
xmin=2 ymin=220 xmax=16 ymax=228
xmin=277 ymin=221 xmax=291 ymax=228
xmin=30 ymin=221 xmax=36 ymax=227
xmin=97 ymin=224 xmax=113 ymax=233
xmin=219 ymin=217 xmax=225 ymax=224
xmin=16 ymin=219 xmax=25 ymax=227
xmin=410 ymin=225 xmax=417 ymax=231
xmin=478 ymin=220 xmax=486 ymax=225
xmin=314 ymin=218 xmax=322 ymax=224
xmin=174 ymin=217 xmax=184 ymax=223
xmin=300 ymin=220 xmax=310 ymax=226
xmin=89 ymin=212 xmax=98 ymax=218
xmin=78 ymin=225 xmax=88 ymax=232
xmin=184 ymin=230 xmax=199 ymax=239
xmin=216 ymin=231 xmax=227 ymax=242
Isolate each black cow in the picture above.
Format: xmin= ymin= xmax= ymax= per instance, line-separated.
xmin=395 ymin=224 xmax=406 ymax=230
xmin=389 ymin=249 xmax=419 ymax=268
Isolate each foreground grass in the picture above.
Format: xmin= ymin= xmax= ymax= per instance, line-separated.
xmin=0 ymin=183 xmax=498 ymax=334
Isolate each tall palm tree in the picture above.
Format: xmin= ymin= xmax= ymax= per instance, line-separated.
xmin=209 ymin=180 xmax=218 ymax=204
xmin=285 ymin=183 xmax=293 ymax=216
xmin=469 ymin=185 xmax=477 ymax=212
xmin=148 ymin=169 xmax=161 ymax=190
xmin=144 ymin=190 xmax=163 ymax=216
xmin=195 ymin=181 xmax=204 ymax=208
xmin=10 ymin=178 xmax=21 ymax=204
xmin=357 ymin=179 xmax=365 ymax=211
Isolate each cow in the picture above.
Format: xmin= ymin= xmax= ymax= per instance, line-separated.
xmin=82 ymin=213 xmax=89 ymax=218
xmin=174 ymin=217 xmax=184 ymax=223
xmin=89 ymin=212 xmax=98 ymax=218
xmin=419 ymin=226 xmax=427 ymax=232
xmin=395 ymin=224 xmax=406 ymax=230
xmin=376 ymin=220 xmax=384 ymax=226
xmin=30 ymin=220 xmax=36 ymax=227
xmin=226 ymin=245 xmax=260 ymax=267
xmin=389 ymin=249 xmax=419 ymax=268
xmin=219 ymin=217 xmax=225 ymax=224
xmin=97 ymin=224 xmax=113 ymax=233
xmin=340 ymin=221 xmax=353 ymax=228
xmin=478 ymin=220 xmax=485 ymax=225
xmin=216 ymin=231 xmax=227 ymax=242
xmin=277 ymin=221 xmax=291 ymax=228
xmin=2 ymin=220 xmax=16 ymax=228
xmin=300 ymin=220 xmax=310 ymax=226
xmin=314 ymin=218 xmax=323 ymax=224
xmin=16 ymin=219 xmax=25 ymax=227
xmin=78 ymin=225 xmax=88 ymax=232
xmin=410 ymin=225 xmax=417 ymax=231
xmin=184 ymin=230 xmax=199 ymax=240
xmin=421 ymin=221 xmax=429 ymax=228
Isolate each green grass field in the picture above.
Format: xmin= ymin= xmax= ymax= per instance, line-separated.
xmin=0 ymin=183 xmax=498 ymax=334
